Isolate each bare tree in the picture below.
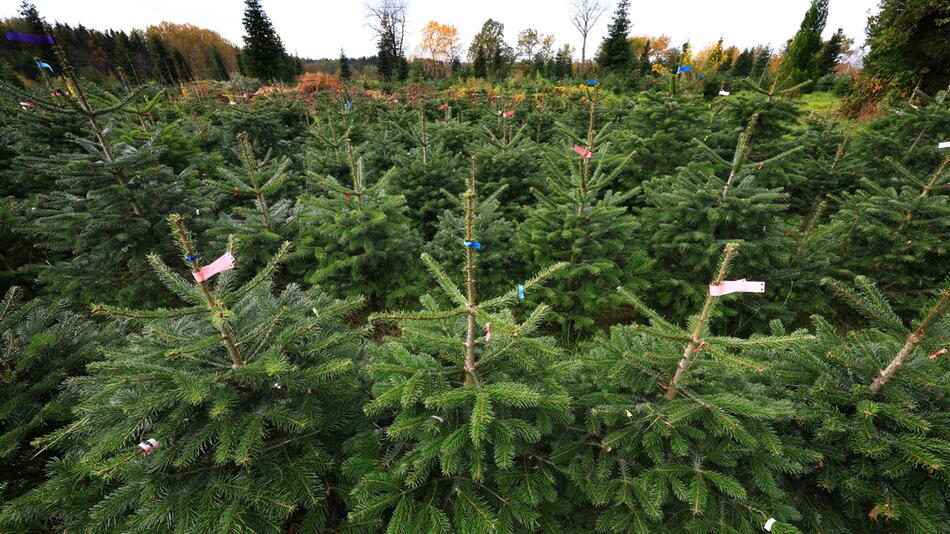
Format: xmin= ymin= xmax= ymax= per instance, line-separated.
xmin=366 ymin=0 xmax=409 ymax=80
xmin=569 ymin=0 xmax=608 ymax=72
xmin=366 ymin=0 xmax=408 ymax=56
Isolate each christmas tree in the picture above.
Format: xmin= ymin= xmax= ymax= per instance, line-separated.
xmin=295 ymin=154 xmax=422 ymax=311
xmin=425 ymin=162 xmax=525 ymax=298
xmin=207 ymin=131 xmax=296 ymax=273
xmin=564 ymin=243 xmax=816 ymax=532
xmin=343 ymin=161 xmax=572 ymax=532
xmin=778 ymin=276 xmax=950 ymax=533
xmin=829 ymin=154 xmax=949 ymax=316
xmin=470 ymin=102 xmax=544 ymax=217
xmin=517 ymin=88 xmax=648 ymax=343
xmin=0 ymin=287 xmax=117 ymax=501
xmin=0 ymin=215 xmax=366 ymax=532
xmin=0 ymin=43 xmax=190 ymax=306
xmin=635 ymin=112 xmax=802 ymax=330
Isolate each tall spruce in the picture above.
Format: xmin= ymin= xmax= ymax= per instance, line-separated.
xmin=595 ymin=0 xmax=633 ymax=72
xmin=732 ymin=48 xmax=754 ymax=77
xmin=780 ymin=0 xmax=828 ymax=86
xmin=817 ymin=27 xmax=847 ymax=76
xmin=241 ymin=0 xmax=292 ymax=82
xmin=339 ymin=49 xmax=352 ymax=81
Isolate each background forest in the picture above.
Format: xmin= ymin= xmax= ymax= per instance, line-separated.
xmin=0 ymin=0 xmax=948 ymax=532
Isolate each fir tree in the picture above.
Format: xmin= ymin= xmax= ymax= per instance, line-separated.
xmin=719 ymin=77 xmax=809 ymax=164
xmin=344 ymin=161 xmax=571 ymax=532
xmin=0 ymin=287 xmax=117 ymax=501
xmin=295 ymin=154 xmax=421 ymax=311
xmin=211 ymin=47 xmax=230 ymax=81
xmin=901 ymin=86 xmax=950 ymax=158
xmin=625 ymin=89 xmax=707 ymax=178
xmin=391 ymin=108 xmax=468 ymax=240
xmin=563 ymin=243 xmax=816 ymax=532
xmin=0 ymin=197 xmax=34 ymax=289
xmin=147 ymin=34 xmax=177 ymax=85
xmin=595 ymin=0 xmax=633 ymax=72
xmin=241 ymin=0 xmax=291 ymax=82
xmin=470 ymin=106 xmax=544 ymax=218
xmin=517 ymin=89 xmax=648 ymax=343
xmin=0 ymin=44 xmax=187 ymax=306
xmin=206 ymin=131 xmax=296 ymax=273
xmin=376 ymin=25 xmax=407 ymax=82
xmin=468 ymin=19 xmax=513 ymax=80
xmin=778 ymin=277 xmax=950 ymax=533
xmin=750 ymin=46 xmax=773 ymax=81
xmin=732 ymin=48 xmax=754 ymax=77
xmin=638 ymin=39 xmax=652 ymax=74
xmin=425 ymin=180 xmax=524 ymax=302
xmin=780 ymin=0 xmax=828 ymax=86
xmin=817 ymin=28 xmax=847 ymax=76
xmin=339 ymin=49 xmax=352 ymax=81
xmin=0 ymin=215 xmax=367 ymax=532
xmin=635 ymin=113 xmax=803 ymax=329
xmin=472 ymin=49 xmax=488 ymax=79
xmin=552 ymin=44 xmax=573 ymax=79
xmin=828 ymin=154 xmax=950 ymax=316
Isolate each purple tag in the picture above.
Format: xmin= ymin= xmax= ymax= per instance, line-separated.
xmin=6 ymin=32 xmax=56 ymax=45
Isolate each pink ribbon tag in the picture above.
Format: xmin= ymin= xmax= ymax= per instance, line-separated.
xmin=572 ymin=145 xmax=592 ymax=159
xmin=138 ymin=438 xmax=160 ymax=456
xmin=193 ymin=253 xmax=235 ymax=282
xmin=709 ymin=279 xmax=765 ymax=297
xmin=19 ymin=101 xmax=33 ymax=110
xmin=484 ymin=322 xmax=491 ymax=341
xmin=929 ymin=348 xmax=948 ymax=360
xmin=502 ymin=111 xmax=514 ymax=118
xmin=938 ymin=141 xmax=950 ymax=149
xmin=439 ymin=102 xmax=448 ymax=110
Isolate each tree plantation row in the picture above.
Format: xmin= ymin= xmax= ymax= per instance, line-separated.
xmin=0 ymin=47 xmax=948 ymax=533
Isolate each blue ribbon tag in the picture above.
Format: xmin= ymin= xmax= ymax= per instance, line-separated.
xmin=586 ymin=79 xmax=598 ymax=86
xmin=463 ymin=240 xmax=481 ymax=250
xmin=517 ymin=284 xmax=524 ymax=300
xmin=345 ymin=99 xmax=351 ymax=113
xmin=185 ymin=254 xmax=199 ymax=263
xmin=36 ymin=60 xmax=53 ymax=73
xmin=677 ymin=65 xmax=692 ymax=73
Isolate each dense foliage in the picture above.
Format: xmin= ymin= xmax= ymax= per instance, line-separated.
xmin=0 ymin=30 xmax=948 ymax=534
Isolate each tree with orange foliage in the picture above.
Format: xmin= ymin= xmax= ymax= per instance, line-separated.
xmin=147 ymin=22 xmax=239 ymax=80
xmin=417 ymin=20 xmax=461 ymax=79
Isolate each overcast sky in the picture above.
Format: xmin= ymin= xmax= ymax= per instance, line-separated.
xmin=9 ymin=0 xmax=879 ymax=59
